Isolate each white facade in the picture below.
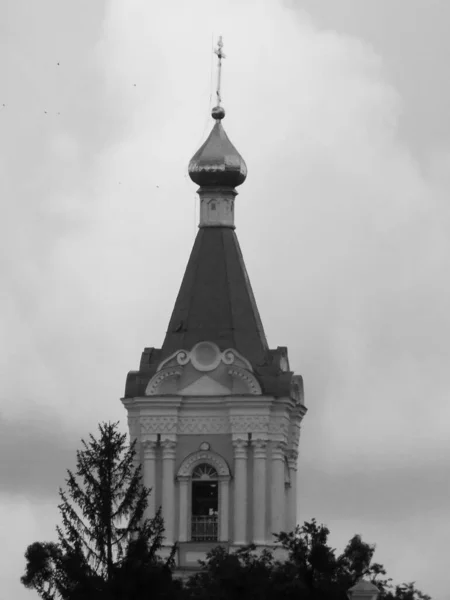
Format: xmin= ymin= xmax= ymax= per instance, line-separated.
xmin=122 ymin=340 xmax=306 ymax=568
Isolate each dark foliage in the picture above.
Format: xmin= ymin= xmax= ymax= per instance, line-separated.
xmin=21 ymin=422 xmax=178 ymax=600
xmin=20 ymin=422 xmax=431 ymax=600
xmin=184 ymin=544 xmax=276 ymax=600
xmin=185 ymin=520 xmax=431 ymax=600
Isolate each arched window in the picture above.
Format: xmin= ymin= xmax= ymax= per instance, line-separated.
xmin=177 ymin=450 xmax=231 ymax=543
xmin=192 ymin=463 xmax=218 ymax=480
xmin=191 ymin=463 xmax=219 ymax=541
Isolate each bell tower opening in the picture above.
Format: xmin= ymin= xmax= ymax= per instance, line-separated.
xmin=191 ymin=463 xmax=219 ymax=541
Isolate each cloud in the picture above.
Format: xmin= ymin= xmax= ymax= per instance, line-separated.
xmin=1 ymin=0 xmax=449 ymax=598
xmin=0 ymin=408 xmax=78 ymax=500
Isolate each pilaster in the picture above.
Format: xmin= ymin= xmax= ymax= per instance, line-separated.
xmin=177 ymin=475 xmax=189 ymax=542
xmin=143 ymin=440 xmax=157 ymax=521
xmin=252 ymin=438 xmax=268 ymax=545
xmin=232 ymin=438 xmax=248 ymax=545
xmin=161 ymin=439 xmax=177 ymax=545
xmin=219 ymin=476 xmax=230 ymax=542
xmin=270 ymin=442 xmax=286 ymax=540
xmin=286 ymin=449 xmax=298 ymax=532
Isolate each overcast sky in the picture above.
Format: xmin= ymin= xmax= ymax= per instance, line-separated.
xmin=1 ymin=0 xmax=449 ymax=598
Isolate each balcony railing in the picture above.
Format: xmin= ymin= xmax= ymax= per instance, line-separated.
xmin=191 ymin=515 xmax=218 ymax=541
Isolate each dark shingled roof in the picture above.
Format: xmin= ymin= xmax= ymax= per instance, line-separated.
xmin=124 ymin=227 xmax=297 ymax=398
xmin=161 ymin=226 xmax=268 ymax=366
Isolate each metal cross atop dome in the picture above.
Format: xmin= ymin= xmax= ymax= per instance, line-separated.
xmin=214 ymin=36 xmax=226 ymax=107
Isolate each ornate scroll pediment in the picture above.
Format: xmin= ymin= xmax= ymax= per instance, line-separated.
xmin=145 ymin=341 xmax=261 ymax=396
xmin=156 ymin=342 xmax=253 ymax=373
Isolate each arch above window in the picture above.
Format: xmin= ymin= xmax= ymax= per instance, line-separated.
xmin=177 ymin=449 xmax=231 ymax=479
xmin=192 ymin=463 xmax=218 ymax=479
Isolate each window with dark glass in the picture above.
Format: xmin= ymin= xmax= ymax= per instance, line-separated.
xmin=191 ymin=463 xmax=218 ymax=541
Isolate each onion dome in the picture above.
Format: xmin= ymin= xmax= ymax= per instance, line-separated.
xmin=188 ymin=106 xmax=247 ymax=188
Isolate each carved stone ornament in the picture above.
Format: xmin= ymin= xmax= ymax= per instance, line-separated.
xmin=227 ymin=367 xmax=262 ymax=395
xmin=142 ymin=440 xmax=157 ymax=458
xmin=232 ymin=438 xmax=248 ymax=459
xmin=161 ymin=439 xmax=177 ymax=459
xmin=252 ymin=438 xmax=268 ymax=449
xmin=145 ymin=367 xmax=183 ymax=395
xmin=177 ymin=449 xmax=230 ymax=478
xmin=178 ymin=416 xmax=229 ymax=434
xmin=292 ymin=423 xmax=301 ymax=447
xmin=252 ymin=438 xmax=268 ymax=459
xmin=140 ymin=416 xmax=177 ymax=435
xmin=271 ymin=441 xmax=287 ymax=461
xmin=156 ymin=342 xmax=254 ymax=373
xmin=229 ymin=415 xmax=269 ymax=434
xmin=287 ymin=448 xmax=299 ymax=470
xmin=269 ymin=416 xmax=289 ymax=436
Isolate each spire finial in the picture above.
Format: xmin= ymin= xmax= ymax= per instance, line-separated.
xmin=188 ymin=35 xmax=247 ymax=193
xmin=212 ymin=36 xmax=226 ymax=120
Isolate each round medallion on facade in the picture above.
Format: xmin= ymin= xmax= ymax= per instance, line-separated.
xmin=200 ymin=441 xmax=210 ymax=451
xmin=191 ymin=341 xmax=221 ymax=372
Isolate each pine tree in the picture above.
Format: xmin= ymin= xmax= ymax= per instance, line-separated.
xmin=21 ymin=421 xmax=177 ymax=600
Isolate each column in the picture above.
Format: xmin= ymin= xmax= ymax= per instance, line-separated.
xmin=130 ymin=439 xmax=141 ymax=540
xmin=143 ymin=441 xmax=157 ymax=522
xmin=232 ymin=438 xmax=248 ymax=545
xmin=161 ymin=439 xmax=176 ymax=545
xmin=287 ymin=450 xmax=299 ymax=532
xmin=252 ymin=439 xmax=267 ymax=545
xmin=219 ymin=478 xmax=230 ymax=542
xmin=178 ymin=476 xmax=189 ymax=542
xmin=270 ymin=442 xmax=286 ymax=540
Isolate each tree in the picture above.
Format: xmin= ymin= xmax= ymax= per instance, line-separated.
xmin=183 ymin=521 xmax=431 ymax=600
xmin=383 ymin=583 xmax=431 ymax=600
xmin=185 ymin=544 xmax=276 ymax=600
xmin=21 ymin=421 xmax=177 ymax=600
xmin=275 ymin=521 xmax=431 ymax=600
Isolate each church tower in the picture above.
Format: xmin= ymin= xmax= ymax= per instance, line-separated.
xmin=121 ymin=38 xmax=307 ymax=570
